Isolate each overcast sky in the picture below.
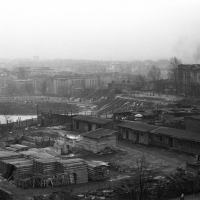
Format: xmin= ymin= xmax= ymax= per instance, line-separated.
xmin=0 ymin=0 xmax=200 ymax=62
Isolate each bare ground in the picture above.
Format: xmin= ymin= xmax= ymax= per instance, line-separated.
xmin=0 ymin=140 xmax=196 ymax=199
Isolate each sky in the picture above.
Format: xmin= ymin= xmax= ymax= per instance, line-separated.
xmin=0 ymin=0 xmax=200 ymax=62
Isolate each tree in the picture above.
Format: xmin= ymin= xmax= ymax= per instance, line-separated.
xmin=131 ymin=155 xmax=155 ymax=200
xmin=168 ymin=57 xmax=182 ymax=94
xmin=147 ymin=65 xmax=161 ymax=92
xmin=136 ymin=75 xmax=147 ymax=90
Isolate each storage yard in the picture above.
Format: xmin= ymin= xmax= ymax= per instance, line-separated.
xmin=0 ymin=135 xmax=197 ymax=199
xmin=1 ymin=91 xmax=200 ymax=199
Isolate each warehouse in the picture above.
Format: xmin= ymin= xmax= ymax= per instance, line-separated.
xmin=150 ymin=127 xmax=200 ymax=155
xmin=82 ymin=128 xmax=117 ymax=153
xmin=72 ymin=115 xmax=115 ymax=132
xmin=117 ymin=121 xmax=158 ymax=145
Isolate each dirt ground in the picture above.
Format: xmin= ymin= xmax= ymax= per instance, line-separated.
xmin=0 ymin=140 xmax=196 ymax=200
xmin=78 ymin=140 xmax=195 ymax=175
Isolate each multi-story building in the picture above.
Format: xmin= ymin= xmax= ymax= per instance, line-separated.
xmin=84 ymin=75 xmax=100 ymax=89
xmin=178 ymin=64 xmax=200 ymax=96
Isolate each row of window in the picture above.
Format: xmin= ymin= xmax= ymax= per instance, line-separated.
xmin=178 ymin=140 xmax=200 ymax=148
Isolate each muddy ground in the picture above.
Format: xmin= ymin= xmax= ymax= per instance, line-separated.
xmin=0 ymin=140 xmax=195 ymax=200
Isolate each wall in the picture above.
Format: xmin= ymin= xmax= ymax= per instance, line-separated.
xmin=139 ymin=132 xmax=149 ymax=145
xmin=121 ymin=128 xmax=137 ymax=142
xmin=150 ymin=134 xmax=169 ymax=148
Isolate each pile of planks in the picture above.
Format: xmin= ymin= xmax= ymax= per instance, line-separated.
xmin=14 ymin=160 xmax=33 ymax=175
xmin=57 ymin=158 xmax=88 ymax=184
xmin=85 ymin=161 xmax=108 ymax=181
xmin=33 ymin=158 xmax=59 ymax=176
xmin=0 ymin=158 xmax=32 ymax=179
xmin=0 ymin=151 xmax=21 ymax=174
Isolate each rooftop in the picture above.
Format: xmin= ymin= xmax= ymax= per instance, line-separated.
xmin=185 ymin=115 xmax=200 ymax=120
xmin=151 ymin=127 xmax=200 ymax=142
xmin=73 ymin=115 xmax=113 ymax=124
xmin=178 ymin=64 xmax=200 ymax=70
xmin=117 ymin=121 xmax=158 ymax=132
xmin=83 ymin=128 xmax=117 ymax=139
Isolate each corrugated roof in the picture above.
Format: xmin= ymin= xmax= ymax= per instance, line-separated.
xmin=117 ymin=121 xmax=158 ymax=132
xmin=73 ymin=115 xmax=113 ymax=124
xmin=151 ymin=127 xmax=200 ymax=142
xmin=83 ymin=128 xmax=117 ymax=139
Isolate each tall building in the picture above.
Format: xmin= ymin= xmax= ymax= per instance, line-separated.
xmin=178 ymin=64 xmax=200 ymax=96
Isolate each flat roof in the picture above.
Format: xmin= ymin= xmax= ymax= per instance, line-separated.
xmin=151 ymin=127 xmax=200 ymax=142
xmin=185 ymin=115 xmax=200 ymax=120
xmin=73 ymin=115 xmax=113 ymax=124
xmin=83 ymin=128 xmax=117 ymax=139
xmin=117 ymin=121 xmax=158 ymax=132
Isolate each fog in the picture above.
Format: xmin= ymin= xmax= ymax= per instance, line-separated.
xmin=0 ymin=0 xmax=200 ymax=62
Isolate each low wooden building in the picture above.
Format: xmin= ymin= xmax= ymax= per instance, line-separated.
xmin=150 ymin=127 xmax=200 ymax=155
xmin=82 ymin=128 xmax=117 ymax=153
xmin=117 ymin=121 xmax=158 ymax=145
xmin=72 ymin=115 xmax=115 ymax=132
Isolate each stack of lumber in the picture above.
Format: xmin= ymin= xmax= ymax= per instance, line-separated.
xmin=33 ymin=158 xmax=59 ymax=176
xmin=21 ymin=141 xmax=36 ymax=148
xmin=14 ymin=160 xmax=33 ymax=175
xmin=5 ymin=147 xmax=18 ymax=152
xmin=85 ymin=161 xmax=108 ymax=181
xmin=20 ymin=151 xmax=54 ymax=160
xmin=9 ymin=144 xmax=29 ymax=151
xmin=0 ymin=158 xmax=32 ymax=179
xmin=0 ymin=151 xmax=21 ymax=173
xmin=57 ymin=158 xmax=88 ymax=184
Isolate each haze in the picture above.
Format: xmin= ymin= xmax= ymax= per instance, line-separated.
xmin=0 ymin=0 xmax=200 ymax=62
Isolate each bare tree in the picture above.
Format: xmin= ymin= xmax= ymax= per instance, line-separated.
xmin=168 ymin=57 xmax=182 ymax=94
xmin=147 ymin=65 xmax=161 ymax=93
xmin=131 ymin=155 xmax=157 ymax=200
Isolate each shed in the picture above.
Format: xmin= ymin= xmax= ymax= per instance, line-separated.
xmin=73 ymin=115 xmax=114 ymax=132
xmin=150 ymin=127 xmax=200 ymax=155
xmin=117 ymin=121 xmax=158 ymax=145
xmin=82 ymin=128 xmax=117 ymax=153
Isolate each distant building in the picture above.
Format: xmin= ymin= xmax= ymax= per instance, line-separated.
xmin=178 ymin=64 xmax=200 ymax=96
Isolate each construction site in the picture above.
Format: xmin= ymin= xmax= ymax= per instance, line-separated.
xmin=1 ymin=89 xmax=200 ymax=199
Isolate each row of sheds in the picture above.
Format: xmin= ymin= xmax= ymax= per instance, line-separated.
xmin=118 ymin=120 xmax=200 ymax=155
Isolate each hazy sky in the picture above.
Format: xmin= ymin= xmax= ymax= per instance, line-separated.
xmin=0 ymin=0 xmax=200 ymax=62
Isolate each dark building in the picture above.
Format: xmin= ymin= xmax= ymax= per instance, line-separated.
xmin=117 ymin=121 xmax=158 ymax=145
xmin=150 ymin=127 xmax=200 ymax=155
xmin=178 ymin=64 xmax=200 ymax=97
xmin=72 ymin=115 xmax=116 ymax=132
